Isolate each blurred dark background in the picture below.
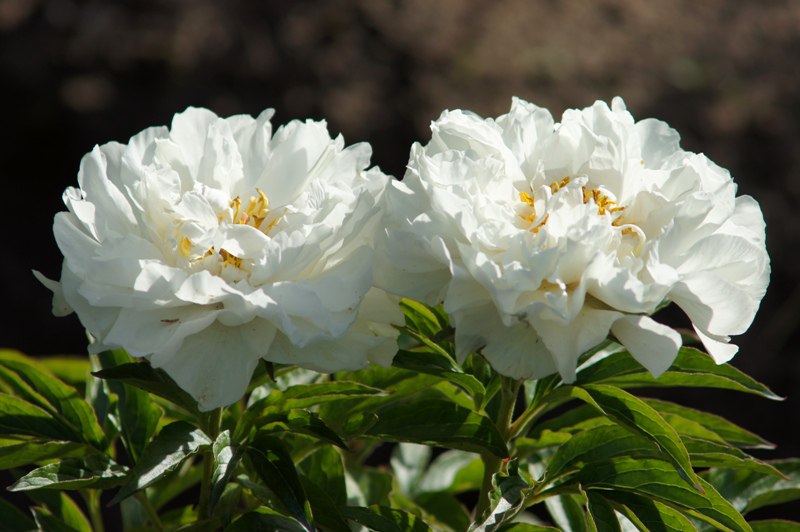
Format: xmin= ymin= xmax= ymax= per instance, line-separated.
xmin=1 ymin=0 xmax=799 ymax=521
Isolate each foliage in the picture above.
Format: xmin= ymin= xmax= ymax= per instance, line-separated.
xmin=1 ymin=301 xmax=798 ymax=530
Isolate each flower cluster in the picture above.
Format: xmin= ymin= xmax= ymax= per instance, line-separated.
xmin=376 ymin=97 xmax=769 ymax=383
xmin=39 ymin=98 xmax=769 ymax=409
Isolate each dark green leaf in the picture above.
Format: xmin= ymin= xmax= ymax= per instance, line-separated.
xmin=0 ymin=392 xmax=77 ymax=441
xmin=577 ymin=347 xmax=781 ymax=400
xmin=647 ymin=399 xmax=773 ymax=449
xmin=341 ymin=505 xmax=432 ymax=532
xmin=27 ymin=491 xmax=91 ymax=532
xmin=544 ymin=425 xmax=655 ymax=483
xmin=683 ymin=437 xmax=783 ymax=477
xmin=562 ymin=384 xmax=700 ymax=490
xmin=705 ymin=459 xmax=800 ymax=514
xmin=0 ymin=438 xmax=87 ymax=470
xmin=259 ymin=409 xmax=348 ymax=449
xmin=210 ymin=430 xmax=243 ymax=513
xmin=92 ymin=361 xmax=198 ymax=413
xmin=602 ymin=491 xmax=695 ymax=532
xmin=366 ymin=398 xmax=507 ymax=457
xmin=111 ymin=421 xmax=211 ymax=504
xmin=9 ymin=455 xmax=127 ymax=491
xmin=347 ymin=466 xmax=394 ymax=506
xmin=299 ymin=474 xmax=351 ymax=532
xmin=471 ymin=460 xmax=531 ymax=531
xmin=0 ymin=496 xmax=36 ymax=532
xmin=543 ymin=494 xmax=589 ymax=532
xmin=245 ymin=433 xmax=313 ymax=529
xmin=39 ymin=357 xmax=91 ymax=397
xmin=415 ymin=492 xmax=471 ymax=531
xmin=417 ymin=449 xmax=484 ymax=494
xmin=0 ymin=350 xmax=105 ymax=449
xmin=576 ymin=457 xmax=750 ymax=531
xmin=149 ymin=462 xmax=203 ymax=511
xmin=299 ymin=446 xmax=346 ymax=506
xmin=586 ymin=491 xmax=621 ymax=532
xmin=392 ymin=349 xmax=485 ymax=403
xmin=749 ymin=520 xmax=800 ymax=532
xmin=495 ymin=524 xmax=560 ymax=531
xmin=225 ymin=508 xmax=308 ymax=532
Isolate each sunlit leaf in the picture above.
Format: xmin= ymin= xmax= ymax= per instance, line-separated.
xmin=9 ymin=455 xmax=127 ymax=491
xmin=111 ymin=421 xmax=211 ymax=505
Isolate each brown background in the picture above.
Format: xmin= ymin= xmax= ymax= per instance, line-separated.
xmin=1 ymin=0 xmax=798 ymax=521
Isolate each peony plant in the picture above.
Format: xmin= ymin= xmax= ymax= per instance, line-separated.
xmin=2 ymin=100 xmax=797 ymax=531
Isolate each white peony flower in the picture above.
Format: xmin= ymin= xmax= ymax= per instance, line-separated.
xmin=376 ymin=97 xmax=769 ymax=382
xmin=37 ymin=107 xmax=401 ymax=411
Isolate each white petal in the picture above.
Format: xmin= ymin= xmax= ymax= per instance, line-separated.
xmin=693 ymin=326 xmax=739 ymax=364
xmin=153 ymin=319 xmax=276 ymax=411
xmin=611 ymin=315 xmax=681 ymax=377
xmin=670 ymin=272 xmax=759 ymax=336
xmin=33 ymin=270 xmax=73 ymax=317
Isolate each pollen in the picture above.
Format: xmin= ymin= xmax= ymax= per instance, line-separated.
xmin=219 ymin=248 xmax=243 ymax=269
xmin=179 ymin=237 xmax=193 ymax=257
xmin=549 ymin=176 xmax=571 ymax=193
xmin=229 ymin=188 xmax=278 ymax=233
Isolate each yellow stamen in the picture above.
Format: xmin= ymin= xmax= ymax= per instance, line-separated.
xmin=531 ymin=214 xmax=549 ymax=234
xmin=179 ymin=237 xmax=193 ymax=257
xmin=549 ymin=176 xmax=571 ymax=193
xmin=219 ymin=248 xmax=242 ymax=268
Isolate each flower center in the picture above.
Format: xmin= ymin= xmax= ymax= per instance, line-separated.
xmin=177 ymin=188 xmax=282 ymax=272
xmin=517 ymin=176 xmax=639 ymax=238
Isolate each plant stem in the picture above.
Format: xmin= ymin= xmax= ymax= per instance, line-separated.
xmin=83 ymin=489 xmax=105 ymax=532
xmin=198 ymin=408 xmax=222 ymax=522
xmin=474 ymin=377 xmax=521 ymax=520
xmin=136 ymin=491 xmax=164 ymax=531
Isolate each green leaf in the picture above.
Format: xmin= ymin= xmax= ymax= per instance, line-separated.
xmin=111 ymin=420 xmax=212 ymax=504
xmin=0 ymin=392 xmax=78 ymax=441
xmin=749 ymin=521 xmax=800 ymax=532
xmin=299 ymin=446 xmax=346 ymax=506
xmin=496 ymin=525 xmax=560 ymax=531
xmin=400 ymin=298 xmax=447 ymax=338
xmin=299 ymin=474 xmax=351 ymax=532
xmin=646 ymin=399 xmax=773 ymax=449
xmin=586 ymin=491 xmax=621 ymax=532
xmin=543 ymin=494 xmax=589 ymax=532
xmin=544 ymin=424 xmax=655 ymax=483
xmin=0 ymin=351 xmax=105 ymax=448
xmin=471 ymin=460 xmax=531 ymax=531
xmin=0 ymin=496 xmax=36 ymax=531
xmin=601 ymin=491 xmax=695 ymax=532
xmin=39 ymin=357 xmax=91 ymax=396
xmin=9 ymin=455 xmax=127 ymax=491
xmin=346 ymin=466 xmax=394 ymax=507
xmin=705 ymin=459 xmax=800 ymax=514
xmin=28 ymin=491 xmax=91 ymax=532
xmin=92 ymin=361 xmax=199 ymax=413
xmin=245 ymin=433 xmax=313 ymax=529
xmin=576 ymin=457 xmax=750 ymax=531
xmin=92 ymin=353 xmax=168 ymax=463
xmin=392 ymin=349 xmax=486 ymax=403
xmin=417 ymin=449 xmax=484 ymax=494
xmin=259 ymin=409 xmax=348 ymax=449
xmin=577 ymin=347 xmax=782 ymax=400
xmin=225 ymin=508 xmax=308 ymax=532
xmin=391 ymin=442 xmax=432 ymax=497
xmin=0 ymin=438 xmax=87 ymax=470
xmin=149 ymin=462 xmax=203 ymax=511
xmin=415 ymin=492 xmax=471 ymax=531
xmin=683 ymin=437 xmax=783 ymax=477
xmin=341 ymin=505 xmax=432 ymax=532
xmin=366 ymin=398 xmax=507 ymax=457
xmin=561 ymin=384 xmax=700 ymax=490
xmin=210 ymin=430 xmax=243 ymax=513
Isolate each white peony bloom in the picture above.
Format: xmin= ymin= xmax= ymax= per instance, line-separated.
xmin=376 ymin=97 xmax=769 ymax=382
xmin=37 ymin=107 xmax=401 ymax=411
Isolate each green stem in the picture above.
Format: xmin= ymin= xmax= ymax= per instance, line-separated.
xmin=136 ymin=491 xmax=164 ymax=531
xmin=474 ymin=377 xmax=521 ymax=520
xmin=83 ymin=489 xmax=105 ymax=532
xmin=198 ymin=408 xmax=222 ymax=522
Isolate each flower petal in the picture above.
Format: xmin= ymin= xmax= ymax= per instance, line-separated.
xmin=611 ymin=315 xmax=681 ymax=377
